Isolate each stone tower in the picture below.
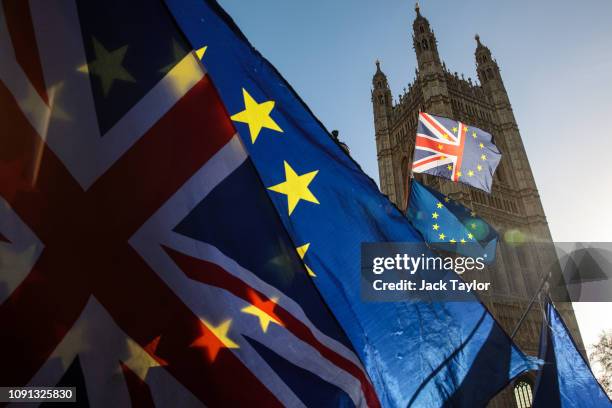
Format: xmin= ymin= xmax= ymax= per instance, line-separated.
xmin=371 ymin=4 xmax=584 ymax=407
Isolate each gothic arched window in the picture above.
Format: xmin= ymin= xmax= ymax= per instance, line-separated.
xmin=421 ymin=39 xmax=429 ymax=50
xmin=419 ymin=25 xmax=425 ymax=33
xmin=513 ymin=378 xmax=533 ymax=408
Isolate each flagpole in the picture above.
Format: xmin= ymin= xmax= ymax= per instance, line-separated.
xmin=403 ymin=170 xmax=413 ymax=213
xmin=510 ymin=270 xmax=551 ymax=340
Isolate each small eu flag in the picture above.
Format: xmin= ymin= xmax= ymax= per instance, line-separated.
xmin=407 ymin=180 xmax=498 ymax=262
xmin=412 ymin=112 xmax=501 ymax=193
xmin=533 ymin=301 xmax=612 ymax=407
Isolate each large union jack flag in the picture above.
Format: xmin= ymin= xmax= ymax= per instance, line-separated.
xmin=0 ymin=1 xmax=375 ymax=406
xmin=412 ymin=112 xmax=501 ymax=193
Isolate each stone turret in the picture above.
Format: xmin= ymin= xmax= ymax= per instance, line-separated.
xmin=474 ymin=35 xmax=549 ymax=239
xmin=412 ymin=3 xmax=451 ymax=116
xmin=371 ymin=60 xmax=398 ymax=202
xmin=370 ymin=8 xmax=585 ymax=406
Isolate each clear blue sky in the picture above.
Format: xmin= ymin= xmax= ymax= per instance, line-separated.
xmin=217 ymin=0 xmax=612 ymax=348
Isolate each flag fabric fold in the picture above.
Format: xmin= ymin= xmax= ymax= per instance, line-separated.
xmin=412 ymin=112 xmax=501 ymax=193
xmin=407 ymin=180 xmax=498 ymax=263
xmin=165 ymin=1 xmax=539 ymax=406
xmin=533 ymin=301 xmax=611 ymax=407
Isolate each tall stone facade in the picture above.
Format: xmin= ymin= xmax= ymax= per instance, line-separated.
xmin=371 ymin=4 xmax=584 ymax=407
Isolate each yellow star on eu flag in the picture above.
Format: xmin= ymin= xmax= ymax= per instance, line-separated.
xmin=79 ymin=38 xmax=135 ymax=96
xmin=195 ymin=46 xmax=207 ymax=60
xmin=268 ymin=161 xmax=319 ymax=215
xmin=160 ymin=43 xmax=207 ymax=73
xmin=241 ymin=296 xmax=283 ymax=333
xmin=160 ymin=39 xmax=188 ymax=73
xmin=296 ymin=243 xmax=316 ymax=277
xmin=122 ymin=337 xmax=166 ymax=380
xmin=192 ymin=319 xmax=240 ymax=362
xmin=231 ymin=88 xmax=283 ymax=143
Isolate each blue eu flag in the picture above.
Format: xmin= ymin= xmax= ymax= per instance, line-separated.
xmin=166 ymin=1 xmax=539 ymax=406
xmin=533 ymin=301 xmax=611 ymax=407
xmin=407 ymin=180 xmax=499 ymax=263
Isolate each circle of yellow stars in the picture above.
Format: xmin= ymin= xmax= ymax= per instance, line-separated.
xmin=431 ymin=198 xmax=478 ymax=244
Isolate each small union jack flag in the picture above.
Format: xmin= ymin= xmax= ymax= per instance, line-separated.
xmin=412 ymin=112 xmax=501 ymax=193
